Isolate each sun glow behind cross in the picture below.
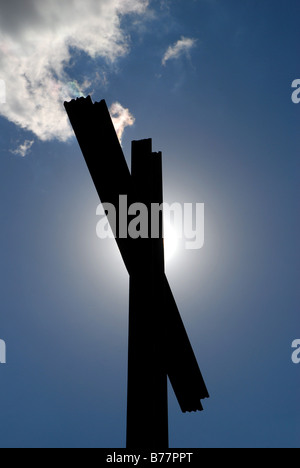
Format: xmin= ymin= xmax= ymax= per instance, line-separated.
xmin=164 ymin=219 xmax=179 ymax=263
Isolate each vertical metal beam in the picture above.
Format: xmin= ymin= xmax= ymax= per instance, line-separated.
xmin=126 ymin=140 xmax=169 ymax=449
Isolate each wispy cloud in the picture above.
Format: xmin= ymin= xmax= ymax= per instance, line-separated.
xmin=0 ymin=0 xmax=148 ymax=142
xmin=10 ymin=140 xmax=34 ymax=158
xmin=162 ymin=37 xmax=197 ymax=66
xmin=110 ymin=102 xmax=135 ymax=144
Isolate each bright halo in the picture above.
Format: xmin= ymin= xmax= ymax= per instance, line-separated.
xmin=164 ymin=220 xmax=179 ymax=262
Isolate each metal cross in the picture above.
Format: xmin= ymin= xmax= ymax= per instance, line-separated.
xmin=64 ymin=97 xmax=209 ymax=449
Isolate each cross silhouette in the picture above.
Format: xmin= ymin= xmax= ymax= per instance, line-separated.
xmin=64 ymin=97 xmax=209 ymax=449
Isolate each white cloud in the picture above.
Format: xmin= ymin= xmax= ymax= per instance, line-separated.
xmin=10 ymin=140 xmax=34 ymax=158
xmin=110 ymin=102 xmax=135 ymax=143
xmin=0 ymin=0 xmax=148 ymax=142
xmin=162 ymin=36 xmax=197 ymax=66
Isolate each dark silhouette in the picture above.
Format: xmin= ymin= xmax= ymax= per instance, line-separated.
xmin=64 ymin=97 xmax=209 ymax=448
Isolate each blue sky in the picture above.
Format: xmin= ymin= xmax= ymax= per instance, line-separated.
xmin=0 ymin=0 xmax=299 ymax=448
